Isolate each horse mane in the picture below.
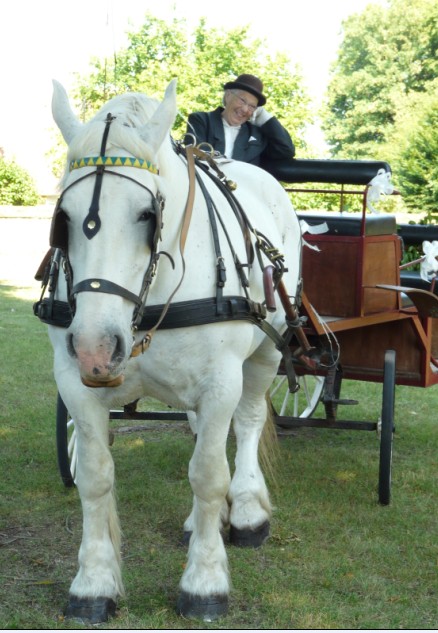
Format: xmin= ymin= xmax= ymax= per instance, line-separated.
xmin=61 ymin=92 xmax=173 ymax=188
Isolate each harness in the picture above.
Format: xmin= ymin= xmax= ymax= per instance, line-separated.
xmin=34 ymin=115 xmax=310 ymax=392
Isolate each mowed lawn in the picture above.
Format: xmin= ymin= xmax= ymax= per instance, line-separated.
xmin=0 ymin=214 xmax=437 ymax=629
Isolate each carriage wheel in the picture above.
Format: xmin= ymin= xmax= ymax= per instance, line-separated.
xmin=270 ymin=374 xmax=325 ymax=420
xmin=56 ymin=393 xmax=77 ymax=488
xmin=378 ymin=350 xmax=396 ymax=505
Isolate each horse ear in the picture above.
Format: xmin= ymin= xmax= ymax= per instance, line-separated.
xmin=51 ymin=79 xmax=82 ymax=145
xmin=139 ymin=79 xmax=178 ymax=155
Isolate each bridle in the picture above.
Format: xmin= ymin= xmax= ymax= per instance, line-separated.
xmin=50 ymin=113 xmax=198 ymax=355
xmin=50 ymin=114 xmax=167 ymax=340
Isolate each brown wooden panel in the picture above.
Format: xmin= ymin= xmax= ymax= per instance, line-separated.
xmin=362 ymin=238 xmax=401 ymax=314
xmin=302 ymin=234 xmax=402 ymax=318
xmin=337 ymin=319 xmax=425 ymax=385
xmin=302 ymin=237 xmax=360 ymax=317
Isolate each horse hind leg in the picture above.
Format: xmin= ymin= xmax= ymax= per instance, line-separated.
xmin=228 ymin=355 xmax=278 ymax=548
xmin=182 ymin=496 xmax=230 ymax=546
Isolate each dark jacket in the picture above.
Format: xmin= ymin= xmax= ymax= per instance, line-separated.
xmin=185 ymin=107 xmax=295 ymax=174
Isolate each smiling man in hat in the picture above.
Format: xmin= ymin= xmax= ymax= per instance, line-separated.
xmin=186 ymin=73 xmax=295 ymax=173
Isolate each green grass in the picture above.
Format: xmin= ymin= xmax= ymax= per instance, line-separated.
xmin=0 ymin=285 xmax=437 ymax=629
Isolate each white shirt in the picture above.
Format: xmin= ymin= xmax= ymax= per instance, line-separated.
xmin=222 ymin=118 xmax=241 ymax=158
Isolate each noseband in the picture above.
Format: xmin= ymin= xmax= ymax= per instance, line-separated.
xmin=50 ymin=113 xmax=165 ymax=332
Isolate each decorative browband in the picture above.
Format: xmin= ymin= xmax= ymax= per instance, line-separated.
xmin=69 ymin=155 xmax=159 ymax=175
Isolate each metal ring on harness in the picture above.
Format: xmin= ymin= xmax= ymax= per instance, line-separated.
xmin=196 ymin=142 xmax=215 ymax=156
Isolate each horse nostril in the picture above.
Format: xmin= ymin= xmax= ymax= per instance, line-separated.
xmin=111 ymin=335 xmax=125 ymax=365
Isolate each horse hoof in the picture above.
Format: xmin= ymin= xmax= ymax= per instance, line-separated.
xmin=64 ymin=595 xmax=117 ymax=624
xmin=180 ymin=530 xmax=192 ymax=546
xmin=176 ymin=590 xmax=228 ymax=621
xmin=229 ymin=520 xmax=270 ymax=548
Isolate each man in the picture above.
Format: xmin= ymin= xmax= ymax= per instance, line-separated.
xmin=185 ymin=74 xmax=295 ymax=174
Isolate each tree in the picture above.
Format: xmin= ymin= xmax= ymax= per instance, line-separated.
xmin=73 ymin=14 xmax=312 ymax=152
xmin=0 ymin=158 xmax=40 ymax=206
xmin=393 ymin=86 xmax=438 ymax=220
xmin=322 ymin=0 xmax=438 ymax=160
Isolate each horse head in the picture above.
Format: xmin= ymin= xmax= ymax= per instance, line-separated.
xmin=51 ymin=80 xmax=178 ymax=387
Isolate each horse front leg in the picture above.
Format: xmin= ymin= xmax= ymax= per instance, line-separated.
xmin=64 ymin=402 xmax=123 ymax=624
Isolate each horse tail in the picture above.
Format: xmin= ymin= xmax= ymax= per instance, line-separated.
xmin=258 ymin=394 xmax=280 ymax=488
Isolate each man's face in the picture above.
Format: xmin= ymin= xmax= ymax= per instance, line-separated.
xmin=222 ymin=89 xmax=258 ymax=126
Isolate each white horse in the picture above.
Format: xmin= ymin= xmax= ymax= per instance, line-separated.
xmin=47 ymin=79 xmax=302 ymax=623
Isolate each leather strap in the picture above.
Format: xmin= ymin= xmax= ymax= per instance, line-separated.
xmin=131 ymin=145 xmax=198 ymax=354
xmin=71 ymin=279 xmax=142 ymax=306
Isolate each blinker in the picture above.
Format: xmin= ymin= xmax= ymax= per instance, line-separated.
xmin=50 ymin=200 xmax=69 ymax=250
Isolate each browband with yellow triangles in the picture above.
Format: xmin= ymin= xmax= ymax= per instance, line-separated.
xmin=69 ymin=155 xmax=159 ymax=174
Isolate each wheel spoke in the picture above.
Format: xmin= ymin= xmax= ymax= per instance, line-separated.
xmin=271 ymin=374 xmax=325 ymax=419
xmin=68 ymin=424 xmax=78 ymax=482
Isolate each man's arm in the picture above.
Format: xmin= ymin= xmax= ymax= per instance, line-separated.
xmin=252 ymin=107 xmax=295 ymax=160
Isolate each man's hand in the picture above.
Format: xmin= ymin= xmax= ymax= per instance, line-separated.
xmin=251 ymin=107 xmax=274 ymax=126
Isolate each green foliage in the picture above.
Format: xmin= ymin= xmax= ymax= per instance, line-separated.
xmin=322 ymin=0 xmax=438 ymax=160
xmin=320 ymin=0 xmax=438 ymax=214
xmin=73 ymin=14 xmax=311 ymax=151
xmin=393 ymin=88 xmax=438 ymax=221
xmin=285 ymin=183 xmax=364 ymax=212
xmin=0 ymin=157 xmax=40 ymax=206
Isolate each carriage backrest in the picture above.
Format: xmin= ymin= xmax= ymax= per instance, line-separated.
xmin=298 ymin=212 xmax=397 ymax=238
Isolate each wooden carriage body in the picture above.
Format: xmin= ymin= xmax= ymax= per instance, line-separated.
xmin=276 ymin=159 xmax=438 ymax=389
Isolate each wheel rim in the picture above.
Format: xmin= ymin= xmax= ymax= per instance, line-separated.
xmin=270 ymin=374 xmax=325 ymax=418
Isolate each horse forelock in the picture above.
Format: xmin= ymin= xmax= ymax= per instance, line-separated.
xmin=60 ymin=92 xmax=171 ymax=188
xmin=97 ymin=92 xmax=160 ymax=126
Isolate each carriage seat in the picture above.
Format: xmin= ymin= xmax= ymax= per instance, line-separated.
xmin=298 ymin=212 xmax=397 ymax=237
xmin=299 ymin=211 xmax=400 ymax=318
xmin=266 ymin=158 xmax=391 ymax=185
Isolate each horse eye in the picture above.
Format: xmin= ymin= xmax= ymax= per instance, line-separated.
xmin=138 ymin=210 xmax=153 ymax=222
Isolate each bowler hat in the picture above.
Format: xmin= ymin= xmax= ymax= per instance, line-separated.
xmin=223 ymin=74 xmax=266 ymax=106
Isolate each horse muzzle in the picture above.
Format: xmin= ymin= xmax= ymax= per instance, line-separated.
xmin=68 ymin=329 xmax=128 ymax=388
